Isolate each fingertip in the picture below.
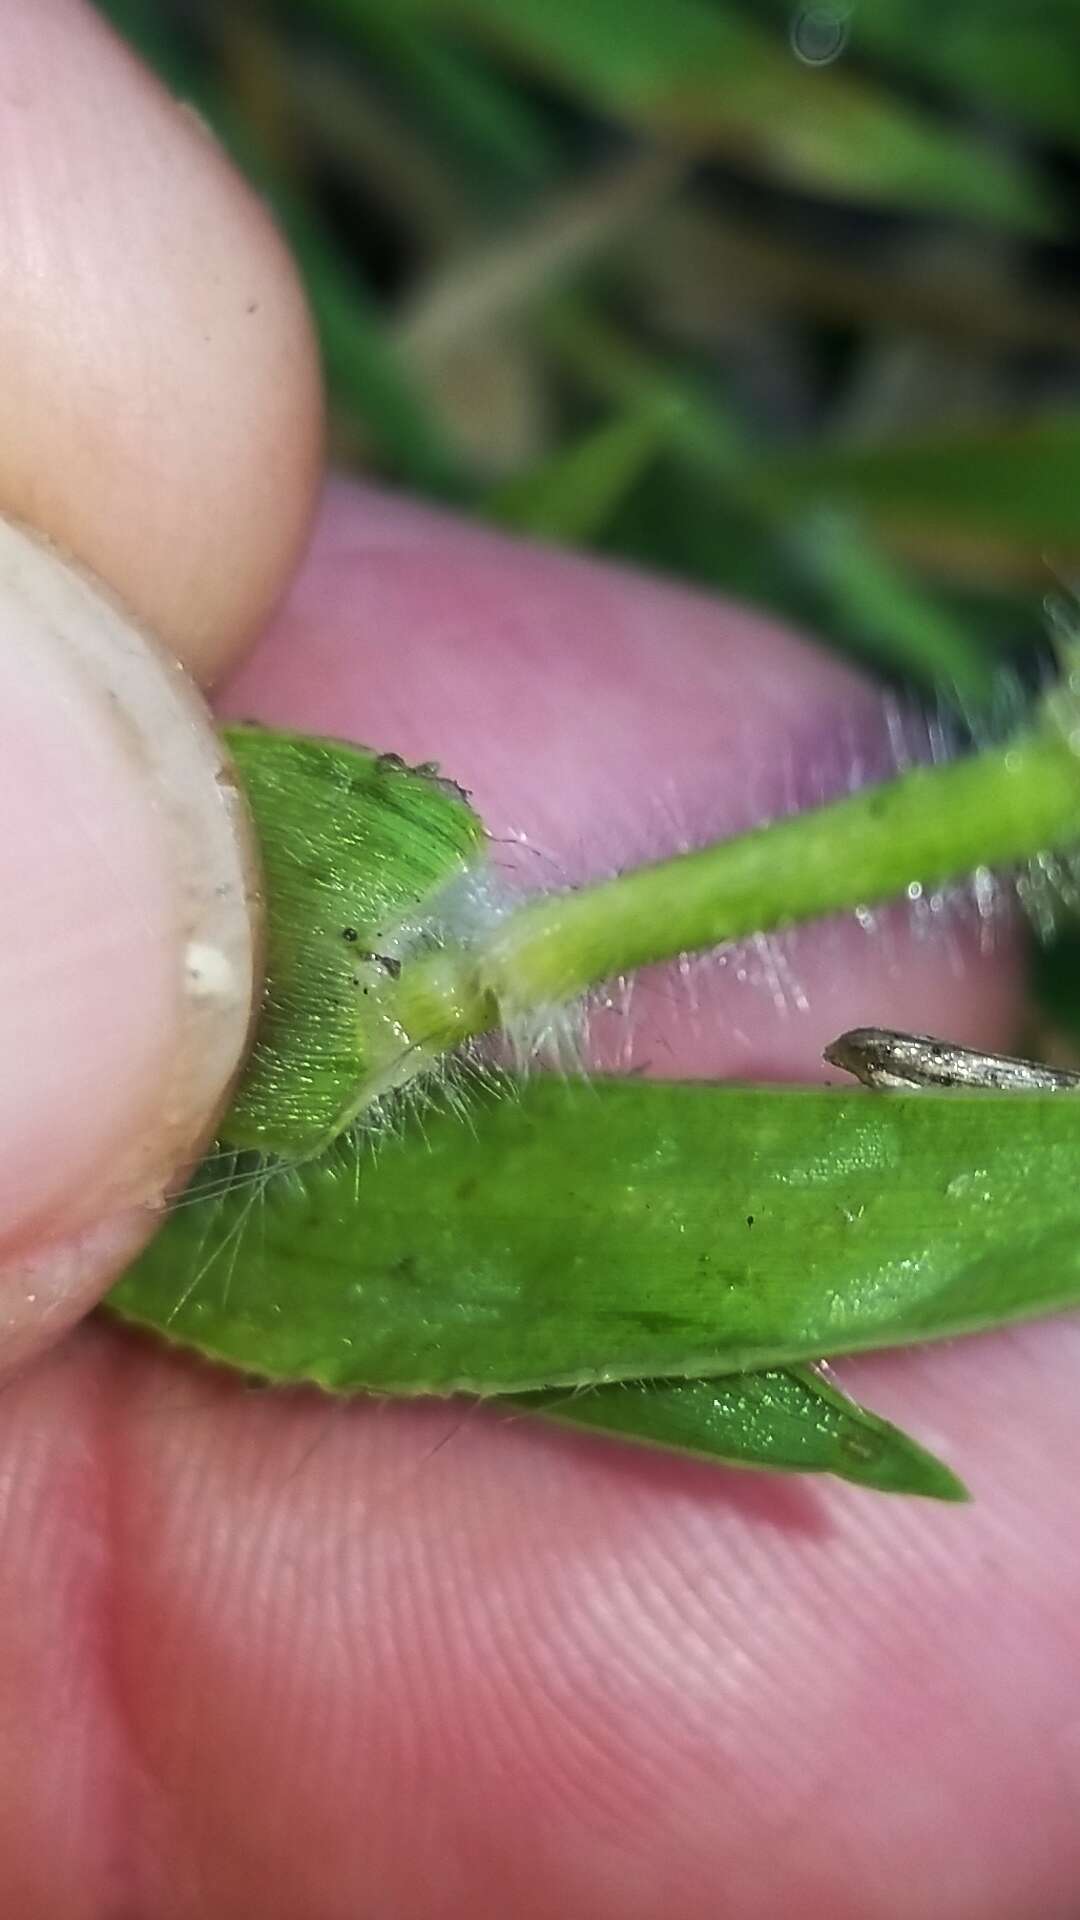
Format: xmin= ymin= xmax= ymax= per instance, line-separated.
xmin=0 ymin=0 xmax=324 ymax=681
xmin=0 ymin=522 xmax=260 ymax=1368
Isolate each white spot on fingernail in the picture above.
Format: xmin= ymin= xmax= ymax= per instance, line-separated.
xmin=185 ymin=940 xmax=237 ymax=1001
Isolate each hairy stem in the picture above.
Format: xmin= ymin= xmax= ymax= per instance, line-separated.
xmin=386 ymin=720 xmax=1080 ymax=1053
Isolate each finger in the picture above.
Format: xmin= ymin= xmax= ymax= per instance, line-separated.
xmin=0 ymin=0 xmax=323 ymax=679
xmin=0 ymin=1 xmax=322 ymax=1366
xmin=73 ymin=1323 xmax=1080 ymax=1918
xmin=2 ymin=490 xmax=1069 ymax=1919
xmin=0 ymin=523 xmax=260 ymax=1369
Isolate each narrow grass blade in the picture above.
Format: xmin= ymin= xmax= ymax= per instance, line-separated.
xmin=486 ymin=398 xmax=677 ymax=542
xmin=757 ymin=415 xmax=1080 ymax=558
xmin=844 ymin=0 xmax=1080 ymax=151
xmin=394 ymin=0 xmax=1055 ymax=229
xmin=508 ymin=1367 xmax=968 ymax=1499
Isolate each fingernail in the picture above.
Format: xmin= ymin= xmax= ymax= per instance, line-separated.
xmin=0 ymin=518 xmax=260 ymax=1254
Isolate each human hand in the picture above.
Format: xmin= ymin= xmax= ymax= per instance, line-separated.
xmin=2 ymin=6 xmax=1077 ymax=1914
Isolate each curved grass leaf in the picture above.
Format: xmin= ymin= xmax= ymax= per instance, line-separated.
xmin=845 ymin=0 xmax=1080 ymax=151
xmin=325 ymin=0 xmax=561 ymax=193
xmin=385 ymin=0 xmax=1056 ymax=229
xmin=542 ymin=302 xmax=1005 ymax=701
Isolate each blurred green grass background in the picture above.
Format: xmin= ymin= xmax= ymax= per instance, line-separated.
xmin=98 ymin=0 xmax=1080 ymax=1028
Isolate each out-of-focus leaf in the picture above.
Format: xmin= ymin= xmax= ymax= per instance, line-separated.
xmin=511 ymin=1367 xmax=968 ymax=1498
xmin=291 ymin=216 xmax=472 ymax=489
xmin=398 ymin=155 xmax=682 ymax=359
xmin=545 ymin=304 xmax=1006 ymax=698
xmin=756 ymin=416 xmax=1080 ymax=558
xmin=486 ymin=398 xmax=678 ymax=540
xmin=109 ymin=1074 xmax=1080 ymax=1394
xmin=94 ymin=0 xmax=197 ymax=85
xmin=306 ymin=0 xmax=561 ymax=194
xmin=283 ymin=51 xmax=474 ymax=251
xmin=221 ymin=110 xmax=477 ymax=491
xmin=848 ymin=0 xmax=1080 ymax=150
xmin=791 ymin=509 xmax=997 ymax=704
xmin=625 ymin=200 xmax=1080 ymax=358
xmin=542 ymin=299 xmax=747 ymax=475
xmin=1031 ymin=923 xmax=1080 ymax=1046
xmin=386 ymin=0 xmax=1056 ymax=230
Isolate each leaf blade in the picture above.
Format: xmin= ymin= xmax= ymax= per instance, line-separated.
xmin=510 ymin=1367 xmax=968 ymax=1499
xmin=755 ymin=415 xmax=1080 ymax=557
xmin=108 ymin=1074 xmax=1080 ymax=1394
xmin=381 ymin=0 xmax=1056 ymax=229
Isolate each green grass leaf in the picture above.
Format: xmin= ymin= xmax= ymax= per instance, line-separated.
xmin=272 ymin=199 xmax=474 ymax=493
xmin=755 ymin=415 xmax=1080 ymax=556
xmin=543 ymin=302 xmax=1006 ymax=699
xmin=790 ymin=509 xmax=998 ymax=705
xmin=391 ymin=0 xmax=1057 ymax=229
xmin=485 ymin=398 xmax=678 ymax=541
xmin=845 ymin=0 xmax=1080 ymax=151
xmin=107 ymin=1073 xmax=1080 ymax=1395
xmin=304 ymin=0 xmax=561 ymax=194
xmin=511 ymin=1367 xmax=968 ymax=1499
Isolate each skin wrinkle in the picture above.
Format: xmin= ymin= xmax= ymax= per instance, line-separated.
xmin=91 ymin=1343 xmax=166 ymax=1917
xmin=14 ymin=1305 xmax=1076 ymax=1904
xmin=459 ymin=1561 xmax=634 ymax=1833
xmin=0 ymin=1336 xmax=136 ymax=1917
xmin=552 ymin=1514 xmax=817 ymax=1834
xmin=542 ymin=1590 xmax=763 ymax=1861
xmin=366 ymin=1438 xmax=673 ymax=1911
xmin=89 ymin=1338 xmax=189 ymax=1916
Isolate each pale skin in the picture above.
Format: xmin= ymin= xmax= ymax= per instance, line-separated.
xmin=1 ymin=5 xmax=1079 ymax=1915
